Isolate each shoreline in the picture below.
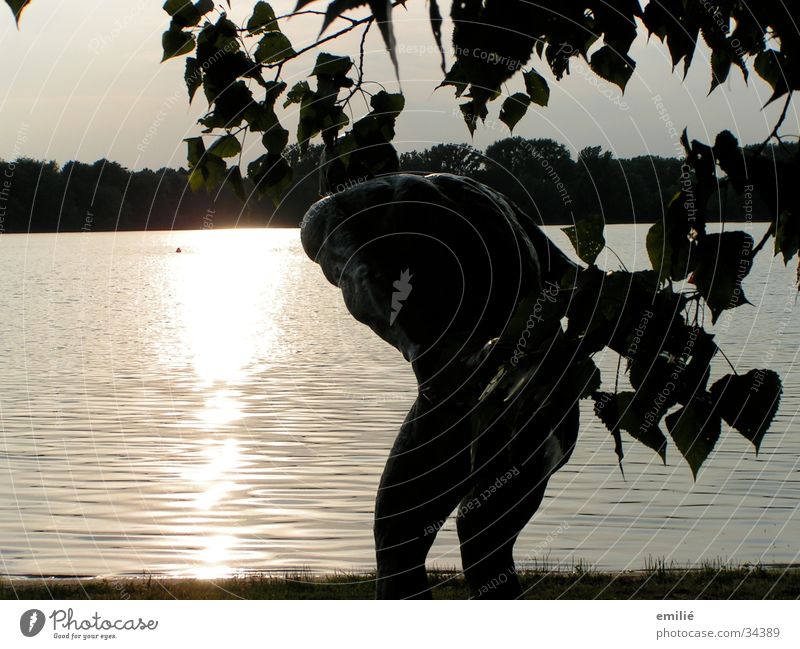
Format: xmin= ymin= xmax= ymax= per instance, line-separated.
xmin=0 ymin=217 xmax=777 ymax=235
xmin=3 ymin=565 xmax=798 ymax=599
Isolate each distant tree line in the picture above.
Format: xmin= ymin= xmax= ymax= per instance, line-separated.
xmin=0 ymin=137 xmax=792 ymax=233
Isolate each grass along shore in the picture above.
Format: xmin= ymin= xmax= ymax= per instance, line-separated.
xmin=3 ymin=564 xmax=798 ymax=599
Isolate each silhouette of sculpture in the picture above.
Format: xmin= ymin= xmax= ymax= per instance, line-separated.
xmin=301 ymin=173 xmax=581 ymax=599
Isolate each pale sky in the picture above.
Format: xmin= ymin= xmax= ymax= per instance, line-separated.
xmin=1 ymin=0 xmax=797 ymax=170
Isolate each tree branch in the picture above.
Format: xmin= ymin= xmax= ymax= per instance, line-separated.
xmin=755 ymin=91 xmax=794 ymax=157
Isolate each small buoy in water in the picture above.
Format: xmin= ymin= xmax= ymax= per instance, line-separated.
xmin=176 ymin=247 xmax=182 ymax=253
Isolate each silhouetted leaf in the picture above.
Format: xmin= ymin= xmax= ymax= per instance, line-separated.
xmin=187 ymin=144 xmax=227 ymax=192
xmin=754 ymin=49 xmax=788 ymax=101
xmin=775 ymin=210 xmax=800 ymax=264
xmin=709 ymin=48 xmax=732 ymax=94
xmin=209 ymin=134 xmax=241 ymax=158
xmin=499 ymin=94 xmax=530 ymax=132
xmin=297 ymin=1 xmax=399 ymax=79
xmin=4 ymin=0 xmax=30 ymax=25
xmin=201 ymin=154 xmax=227 ymax=191
xmin=364 ymin=0 xmax=399 ymax=81
xmin=284 ymin=81 xmax=311 ymax=107
xmin=185 ymin=136 xmax=205 ymax=167
xmin=247 ymin=1 xmax=279 ymax=34
xmin=226 ymin=165 xmax=247 ymax=201
xmin=459 ymin=100 xmax=488 ymax=136
xmin=162 ymin=28 xmax=195 ymax=62
xmin=522 ymin=69 xmax=550 ymax=107
xmin=594 ymin=391 xmax=668 ymax=464
xmin=646 ymin=182 xmax=703 ymax=282
xmin=185 ymin=58 xmax=202 ymax=103
xmin=248 ymin=152 xmax=292 ymax=204
xmin=439 ymin=61 xmax=469 ymax=97
xmin=562 ymin=213 xmax=605 ymax=266
xmin=262 ymin=124 xmax=289 ymax=154
xmin=590 ymin=45 xmax=635 ymax=91
xmin=255 ymin=32 xmax=295 ymax=64
xmin=205 ymin=81 xmax=254 ymax=127
xmin=163 ymin=0 xmax=212 ymax=28
xmin=665 ymin=400 xmax=721 ymax=479
xmin=311 ymin=52 xmax=353 ymax=78
xmin=710 ymin=370 xmax=782 ymax=453
xmin=693 ymin=231 xmax=754 ymax=323
xmin=429 ymin=0 xmax=445 ymax=74
xmin=370 ymin=90 xmax=404 ymax=115
xmin=594 ymin=392 xmax=625 ymax=470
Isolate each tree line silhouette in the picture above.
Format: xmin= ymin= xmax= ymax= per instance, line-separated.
xmin=0 ymin=137 xmax=790 ymax=233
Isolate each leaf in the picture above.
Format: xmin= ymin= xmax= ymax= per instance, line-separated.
xmin=594 ymin=392 xmax=625 ymax=470
xmin=202 ymin=155 xmax=227 ymax=192
xmin=262 ymin=125 xmax=289 ymax=154
xmin=248 ymin=153 xmax=293 ymax=204
xmin=775 ymin=209 xmax=800 ymax=264
xmin=754 ymin=49 xmax=788 ymax=101
xmin=206 ymin=81 xmax=254 ymax=127
xmin=310 ymin=1 xmax=399 ymax=80
xmin=4 ymin=0 xmax=30 ymax=25
xmin=311 ymin=52 xmax=353 ymax=78
xmin=163 ymin=0 xmax=206 ymax=29
xmin=208 ymin=134 xmax=241 ymax=158
xmin=459 ymin=99 xmax=488 ymax=136
xmin=590 ymin=45 xmax=635 ymax=91
xmin=429 ymin=0 xmax=446 ymax=74
xmin=438 ymin=61 xmax=469 ymax=98
xmin=185 ymin=136 xmax=206 ymax=167
xmin=522 ymin=69 xmax=550 ymax=107
xmin=247 ymin=1 xmax=279 ymax=34
xmin=646 ymin=190 xmax=695 ymax=282
xmin=710 ymin=370 xmax=782 ymax=453
xmin=226 ymin=165 xmax=247 ymax=202
xmin=693 ymin=231 xmax=754 ymax=323
xmin=641 ymin=1 xmax=668 ymax=41
xmin=665 ymin=400 xmax=721 ymax=479
xmin=185 ymin=58 xmax=202 ymax=103
xmin=263 ymin=80 xmax=288 ymax=107
xmin=187 ymin=151 xmax=227 ymax=193
xmin=255 ymin=32 xmax=296 ymax=64
xmin=709 ymin=47 xmax=732 ymax=94
xmin=594 ymin=391 xmax=668 ymax=464
xmin=244 ymin=101 xmax=279 ymax=132
xmin=284 ymin=81 xmax=311 ymax=107
xmin=162 ymin=28 xmax=196 ymax=62
xmin=562 ymin=213 xmax=605 ymax=266
xmin=499 ymin=93 xmax=530 ymax=132
xmin=370 ymin=90 xmax=404 ymax=115
xmin=188 ymin=166 xmax=205 ymax=192
xmin=366 ymin=0 xmax=399 ymax=81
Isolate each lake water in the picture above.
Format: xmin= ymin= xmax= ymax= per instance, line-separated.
xmin=1 ymin=225 xmax=799 ymax=578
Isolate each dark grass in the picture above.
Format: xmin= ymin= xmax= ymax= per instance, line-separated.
xmin=3 ymin=565 xmax=799 ymax=599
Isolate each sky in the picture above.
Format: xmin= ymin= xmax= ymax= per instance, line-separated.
xmin=0 ymin=0 xmax=797 ymax=170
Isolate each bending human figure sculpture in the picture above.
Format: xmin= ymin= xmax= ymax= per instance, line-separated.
xmin=300 ymin=173 xmax=581 ymax=599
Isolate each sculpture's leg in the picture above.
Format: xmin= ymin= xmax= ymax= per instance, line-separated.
xmin=374 ymin=396 xmax=470 ymax=599
xmin=456 ymin=464 xmax=549 ymax=599
xmin=457 ymin=404 xmax=579 ymax=599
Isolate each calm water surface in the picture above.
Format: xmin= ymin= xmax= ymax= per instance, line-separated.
xmin=1 ymin=225 xmax=798 ymax=577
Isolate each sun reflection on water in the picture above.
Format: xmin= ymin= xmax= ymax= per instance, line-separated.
xmin=174 ymin=230 xmax=286 ymax=388
xmin=198 ymin=389 xmax=244 ymax=428
xmin=165 ymin=229 xmax=293 ymax=575
xmin=193 ymin=534 xmax=238 ymax=579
